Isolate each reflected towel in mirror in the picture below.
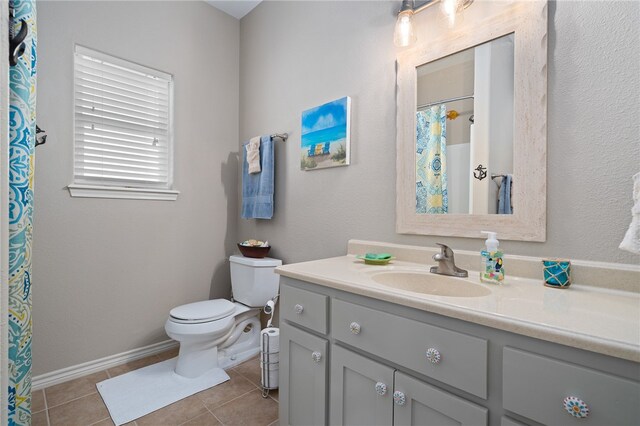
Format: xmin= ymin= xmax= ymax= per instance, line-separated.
xmin=498 ymin=174 xmax=512 ymax=214
xmin=619 ymin=172 xmax=640 ymax=254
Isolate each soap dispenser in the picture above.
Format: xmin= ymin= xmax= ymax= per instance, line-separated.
xmin=480 ymin=231 xmax=504 ymax=284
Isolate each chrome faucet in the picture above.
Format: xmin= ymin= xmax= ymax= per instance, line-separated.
xmin=430 ymin=243 xmax=468 ymax=278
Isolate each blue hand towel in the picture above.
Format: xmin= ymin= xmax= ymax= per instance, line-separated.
xmin=498 ymin=174 xmax=512 ymax=214
xmin=242 ymin=135 xmax=274 ymax=219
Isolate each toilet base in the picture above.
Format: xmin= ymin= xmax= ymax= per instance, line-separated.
xmin=175 ymin=343 xmax=219 ymax=378
xmin=172 ymin=309 xmax=263 ymax=378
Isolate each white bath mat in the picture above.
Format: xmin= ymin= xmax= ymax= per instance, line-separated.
xmin=96 ymin=358 xmax=229 ymax=425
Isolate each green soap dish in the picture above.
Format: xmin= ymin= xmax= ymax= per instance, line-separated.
xmin=356 ymin=253 xmax=395 ymax=265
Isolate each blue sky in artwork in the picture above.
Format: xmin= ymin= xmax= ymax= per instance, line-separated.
xmin=302 ymin=97 xmax=348 ymax=136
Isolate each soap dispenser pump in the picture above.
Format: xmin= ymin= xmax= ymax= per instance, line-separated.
xmin=480 ymin=231 xmax=504 ymax=284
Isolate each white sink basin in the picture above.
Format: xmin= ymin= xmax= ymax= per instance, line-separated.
xmin=371 ymin=271 xmax=491 ymax=297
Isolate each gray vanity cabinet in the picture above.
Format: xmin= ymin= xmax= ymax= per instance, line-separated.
xmin=280 ymin=322 xmax=328 ymax=426
xmin=278 ymin=278 xmax=640 ymax=426
xmin=330 ymin=344 xmax=487 ymax=426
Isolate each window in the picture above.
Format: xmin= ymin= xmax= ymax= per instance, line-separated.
xmin=68 ymin=46 xmax=178 ymax=200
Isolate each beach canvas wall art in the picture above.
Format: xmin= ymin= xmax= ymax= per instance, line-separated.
xmin=301 ymin=96 xmax=351 ymax=170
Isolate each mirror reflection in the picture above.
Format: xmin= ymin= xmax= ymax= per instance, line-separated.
xmin=415 ymin=34 xmax=514 ymax=215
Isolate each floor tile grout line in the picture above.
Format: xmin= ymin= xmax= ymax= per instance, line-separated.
xmin=235 ymin=369 xmax=280 ymax=404
xmin=175 ymin=405 xmax=219 ymax=426
xmin=87 ymin=416 xmax=111 ymax=426
xmin=41 ymin=389 xmax=51 ymax=426
xmin=208 ymin=407 xmax=225 ymax=426
xmin=44 ymin=389 xmax=100 ymax=410
xmin=206 ymin=388 xmax=260 ymax=411
xmin=42 ymin=388 xmax=49 ymax=411
xmin=232 ymin=367 xmax=261 ymax=390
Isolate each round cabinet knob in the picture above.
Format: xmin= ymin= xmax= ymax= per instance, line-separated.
xmin=393 ymin=391 xmax=406 ymax=406
xmin=375 ymin=382 xmax=387 ymax=396
xmin=426 ymin=348 xmax=441 ymax=364
xmin=350 ymin=322 xmax=361 ymax=335
xmin=563 ymin=396 xmax=590 ymax=419
xmin=294 ymin=304 xmax=304 ymax=314
xmin=311 ymin=351 xmax=322 ymax=363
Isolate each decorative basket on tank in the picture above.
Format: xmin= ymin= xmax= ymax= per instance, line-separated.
xmin=238 ymin=239 xmax=270 ymax=258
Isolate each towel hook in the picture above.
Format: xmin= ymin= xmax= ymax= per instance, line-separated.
xmin=35 ymin=125 xmax=47 ymax=147
xmin=9 ymin=18 xmax=28 ymax=66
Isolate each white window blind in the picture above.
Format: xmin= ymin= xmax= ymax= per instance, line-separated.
xmin=73 ymin=46 xmax=174 ymax=191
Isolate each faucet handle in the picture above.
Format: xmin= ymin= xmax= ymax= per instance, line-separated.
xmin=435 ymin=243 xmax=453 ymax=258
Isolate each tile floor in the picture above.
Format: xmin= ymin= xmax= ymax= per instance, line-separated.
xmin=33 ymin=348 xmax=279 ymax=426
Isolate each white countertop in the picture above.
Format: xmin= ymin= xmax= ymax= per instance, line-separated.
xmin=276 ymin=255 xmax=640 ymax=362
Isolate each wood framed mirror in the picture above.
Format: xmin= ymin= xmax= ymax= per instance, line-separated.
xmin=396 ymin=1 xmax=547 ymax=241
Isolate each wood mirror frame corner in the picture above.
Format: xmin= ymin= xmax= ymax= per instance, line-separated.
xmin=396 ymin=0 xmax=548 ymax=241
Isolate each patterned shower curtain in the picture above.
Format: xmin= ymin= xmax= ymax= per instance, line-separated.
xmin=8 ymin=0 xmax=36 ymax=424
xmin=416 ymin=105 xmax=448 ymax=214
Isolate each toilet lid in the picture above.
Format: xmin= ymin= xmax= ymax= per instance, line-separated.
xmin=170 ymin=299 xmax=236 ymax=323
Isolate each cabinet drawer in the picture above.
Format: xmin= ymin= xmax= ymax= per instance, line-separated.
xmin=281 ymin=283 xmax=329 ymax=334
xmin=503 ymin=347 xmax=640 ymax=425
xmin=332 ymin=299 xmax=488 ymax=398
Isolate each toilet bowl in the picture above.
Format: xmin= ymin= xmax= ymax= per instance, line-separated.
xmin=165 ymin=255 xmax=281 ymax=378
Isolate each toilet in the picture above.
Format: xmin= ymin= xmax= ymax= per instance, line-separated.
xmin=165 ymin=255 xmax=281 ymax=378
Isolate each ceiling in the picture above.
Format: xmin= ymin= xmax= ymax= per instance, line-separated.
xmin=204 ymin=1 xmax=262 ymax=19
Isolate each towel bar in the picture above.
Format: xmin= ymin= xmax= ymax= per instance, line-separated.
xmin=270 ymin=133 xmax=288 ymax=141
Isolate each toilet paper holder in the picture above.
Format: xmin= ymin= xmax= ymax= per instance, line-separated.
xmin=261 ymin=297 xmax=280 ymax=397
xmin=261 ymin=328 xmax=279 ymax=397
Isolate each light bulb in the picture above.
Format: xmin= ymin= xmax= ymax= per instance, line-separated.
xmin=394 ymin=10 xmax=416 ymax=47
xmin=440 ymin=0 xmax=461 ymax=28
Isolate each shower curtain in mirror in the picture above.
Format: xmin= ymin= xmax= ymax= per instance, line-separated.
xmin=8 ymin=0 xmax=36 ymax=424
xmin=416 ymin=105 xmax=448 ymax=214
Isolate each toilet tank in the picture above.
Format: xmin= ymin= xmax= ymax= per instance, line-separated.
xmin=229 ymin=255 xmax=282 ymax=307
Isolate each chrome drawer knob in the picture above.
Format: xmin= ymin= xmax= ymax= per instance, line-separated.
xmin=350 ymin=322 xmax=361 ymax=335
xmin=563 ymin=396 xmax=589 ymax=419
xmin=393 ymin=391 xmax=406 ymax=406
xmin=311 ymin=351 xmax=322 ymax=363
xmin=375 ymin=382 xmax=387 ymax=396
xmin=426 ymin=348 xmax=441 ymax=364
xmin=294 ymin=304 xmax=304 ymax=314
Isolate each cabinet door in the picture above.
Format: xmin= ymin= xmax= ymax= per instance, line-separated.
xmin=330 ymin=345 xmax=394 ymax=426
xmin=393 ymin=371 xmax=488 ymax=426
xmin=280 ymin=322 xmax=328 ymax=426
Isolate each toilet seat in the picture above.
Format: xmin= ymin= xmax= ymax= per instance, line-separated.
xmin=169 ymin=299 xmax=235 ymax=324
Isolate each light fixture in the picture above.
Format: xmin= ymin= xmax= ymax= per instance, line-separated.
xmin=440 ymin=0 xmax=464 ymax=28
xmin=394 ymin=0 xmax=417 ymax=47
xmin=393 ymin=0 xmax=474 ymax=47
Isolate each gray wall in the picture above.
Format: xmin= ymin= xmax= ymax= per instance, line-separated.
xmin=33 ymin=1 xmax=239 ymax=375
xmin=239 ymin=1 xmax=640 ymax=265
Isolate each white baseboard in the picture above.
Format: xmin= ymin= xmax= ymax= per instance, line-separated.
xmin=32 ymin=340 xmax=179 ymax=391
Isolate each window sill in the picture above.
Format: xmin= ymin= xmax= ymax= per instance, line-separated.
xmin=67 ymin=184 xmax=180 ymax=201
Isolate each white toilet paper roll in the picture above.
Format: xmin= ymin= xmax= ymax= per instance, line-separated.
xmin=262 ymin=367 xmax=279 ymax=389
xmin=260 ymin=327 xmax=279 ymax=353
xmin=260 ymin=327 xmax=279 ymax=389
